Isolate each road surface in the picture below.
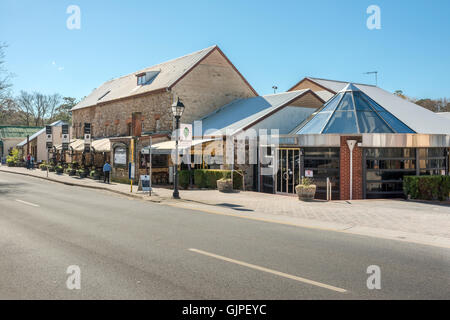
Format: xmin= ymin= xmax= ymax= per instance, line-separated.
xmin=0 ymin=171 xmax=449 ymax=299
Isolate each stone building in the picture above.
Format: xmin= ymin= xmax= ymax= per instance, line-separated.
xmin=70 ymin=45 xmax=257 ymax=182
xmin=71 ymin=45 xmax=257 ymax=139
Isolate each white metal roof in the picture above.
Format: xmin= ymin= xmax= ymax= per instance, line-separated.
xmin=16 ymin=120 xmax=66 ymax=147
xmin=71 ymin=46 xmax=217 ymax=111
xmin=306 ymin=78 xmax=450 ymax=135
xmin=198 ymin=89 xmax=321 ymax=137
xmin=437 ymin=112 xmax=450 ymax=121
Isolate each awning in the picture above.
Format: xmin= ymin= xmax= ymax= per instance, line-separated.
xmin=55 ymin=138 xmax=111 ymax=152
xmin=141 ymin=138 xmax=215 ymax=155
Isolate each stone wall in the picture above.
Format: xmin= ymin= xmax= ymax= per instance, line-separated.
xmin=72 ymin=91 xmax=173 ymax=139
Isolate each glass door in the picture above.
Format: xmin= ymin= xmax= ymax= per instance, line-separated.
xmin=276 ymin=148 xmax=300 ymax=194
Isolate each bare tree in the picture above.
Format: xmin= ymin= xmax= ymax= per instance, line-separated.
xmin=15 ymin=91 xmax=62 ymax=126
xmin=0 ymin=43 xmax=13 ymax=106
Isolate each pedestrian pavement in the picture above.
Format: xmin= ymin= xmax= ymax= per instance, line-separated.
xmin=1 ymin=165 xmax=449 ymax=249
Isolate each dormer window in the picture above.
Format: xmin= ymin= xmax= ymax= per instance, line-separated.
xmin=137 ymin=74 xmax=146 ymax=85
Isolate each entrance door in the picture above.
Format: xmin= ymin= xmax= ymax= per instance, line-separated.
xmin=276 ymin=148 xmax=300 ymax=194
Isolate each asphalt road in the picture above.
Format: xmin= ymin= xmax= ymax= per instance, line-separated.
xmin=0 ymin=171 xmax=449 ymax=299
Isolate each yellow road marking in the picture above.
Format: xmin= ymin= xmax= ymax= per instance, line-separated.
xmin=189 ymin=248 xmax=348 ymax=293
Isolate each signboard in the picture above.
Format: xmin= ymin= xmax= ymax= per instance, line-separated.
xmin=179 ymin=123 xmax=192 ymax=148
xmin=84 ymin=123 xmax=92 ymax=152
xmin=305 ymin=169 xmax=314 ymax=178
xmin=61 ymin=125 xmax=69 ymax=151
xmin=114 ymin=147 xmax=127 ymax=165
xmin=139 ymin=175 xmax=151 ymax=192
xmin=46 ymin=125 xmax=53 ymax=149
xmin=128 ymin=162 xmax=135 ymax=179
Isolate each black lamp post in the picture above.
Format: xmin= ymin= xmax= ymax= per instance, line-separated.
xmin=172 ymin=97 xmax=185 ymax=199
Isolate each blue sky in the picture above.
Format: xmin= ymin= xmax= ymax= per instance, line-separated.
xmin=1 ymin=0 xmax=449 ymax=101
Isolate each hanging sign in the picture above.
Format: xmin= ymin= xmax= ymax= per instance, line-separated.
xmin=62 ymin=124 xmax=69 ymax=151
xmin=46 ymin=125 xmax=53 ymax=149
xmin=179 ymin=123 xmax=192 ymax=149
xmin=84 ymin=123 xmax=91 ymax=153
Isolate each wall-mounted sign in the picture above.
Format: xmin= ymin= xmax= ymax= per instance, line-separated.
xmin=114 ymin=147 xmax=127 ymax=165
xmin=305 ymin=169 xmax=314 ymax=178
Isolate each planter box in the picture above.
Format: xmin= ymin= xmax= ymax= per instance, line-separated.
xmin=295 ymin=185 xmax=317 ymax=201
xmin=68 ymin=170 xmax=77 ymax=176
xmin=217 ymin=179 xmax=233 ymax=193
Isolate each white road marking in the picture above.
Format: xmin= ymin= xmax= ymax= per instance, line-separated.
xmin=15 ymin=199 xmax=40 ymax=207
xmin=188 ymin=248 xmax=347 ymax=293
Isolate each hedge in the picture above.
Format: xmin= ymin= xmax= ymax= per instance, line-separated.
xmin=192 ymin=169 xmax=243 ymax=190
xmin=179 ymin=170 xmax=193 ymax=189
xmin=403 ymin=175 xmax=450 ymax=201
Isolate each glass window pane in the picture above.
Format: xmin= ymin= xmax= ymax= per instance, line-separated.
xmin=363 ymin=95 xmax=385 ymax=112
xmin=321 ymin=93 xmax=343 ymax=112
xmin=378 ymin=111 xmax=415 ymax=133
xmin=353 ymin=91 xmax=373 ymax=111
xmin=297 ymin=112 xmax=331 ymax=134
xmin=357 ymin=111 xmax=393 ymax=133
xmin=335 ymin=92 xmax=354 ymax=111
xmin=323 ymin=111 xmax=358 ymax=133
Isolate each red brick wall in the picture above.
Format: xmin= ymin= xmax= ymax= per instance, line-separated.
xmin=340 ymin=136 xmax=363 ymax=200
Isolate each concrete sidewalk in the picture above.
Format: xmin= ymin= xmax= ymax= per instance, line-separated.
xmin=1 ymin=165 xmax=449 ymax=249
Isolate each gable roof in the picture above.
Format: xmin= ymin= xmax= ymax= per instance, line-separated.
xmin=0 ymin=126 xmax=42 ymax=140
xmin=291 ymin=77 xmax=450 ymax=134
xmin=72 ymin=45 xmax=257 ymax=111
xmin=198 ymin=89 xmax=324 ymax=137
xmin=16 ymin=120 xmax=66 ymax=147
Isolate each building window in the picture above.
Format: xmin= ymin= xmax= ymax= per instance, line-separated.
xmin=137 ymin=75 xmax=146 ymax=85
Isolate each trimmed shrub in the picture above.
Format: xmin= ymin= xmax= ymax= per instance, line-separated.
xmin=193 ymin=169 xmax=243 ymax=190
xmin=403 ymin=175 xmax=450 ymax=201
xmin=179 ymin=170 xmax=192 ymax=189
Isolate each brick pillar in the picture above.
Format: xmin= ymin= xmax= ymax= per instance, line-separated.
xmin=340 ymin=136 xmax=363 ymax=200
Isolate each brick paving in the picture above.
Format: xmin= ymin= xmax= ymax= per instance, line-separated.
xmin=1 ymin=166 xmax=449 ymax=246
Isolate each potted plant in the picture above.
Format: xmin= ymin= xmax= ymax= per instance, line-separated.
xmin=295 ymin=177 xmax=316 ymax=201
xmin=217 ymin=178 xmax=233 ymax=193
xmin=77 ymin=169 xmax=87 ymax=178
xmin=55 ymin=165 xmax=64 ymax=174
xmin=90 ymin=170 xmax=100 ymax=180
xmin=39 ymin=162 xmax=47 ymax=171
xmin=68 ymin=167 xmax=77 ymax=176
xmin=48 ymin=165 xmax=55 ymax=172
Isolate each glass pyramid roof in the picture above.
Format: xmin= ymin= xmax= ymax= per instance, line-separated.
xmin=297 ymin=83 xmax=416 ymax=134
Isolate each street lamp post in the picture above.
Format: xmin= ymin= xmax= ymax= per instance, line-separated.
xmin=172 ymin=97 xmax=185 ymax=199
